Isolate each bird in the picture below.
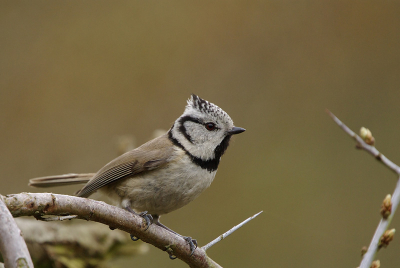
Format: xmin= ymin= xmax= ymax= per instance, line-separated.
xmin=29 ymin=94 xmax=245 ymax=257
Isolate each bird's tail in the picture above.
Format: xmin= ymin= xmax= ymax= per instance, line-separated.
xmin=28 ymin=173 xmax=95 ymax=188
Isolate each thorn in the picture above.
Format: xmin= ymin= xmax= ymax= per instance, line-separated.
xmin=202 ymin=211 xmax=263 ymax=251
xmin=325 ymin=108 xmax=332 ymax=115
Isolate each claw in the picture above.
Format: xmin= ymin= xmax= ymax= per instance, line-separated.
xmin=125 ymin=207 xmax=153 ymax=242
xmin=184 ymin=236 xmax=197 ymax=256
xmin=168 ymin=254 xmax=177 ymax=260
xmin=138 ymin=211 xmax=153 ymax=230
xmin=130 ymin=234 xmax=140 ymax=241
xmin=153 ymin=216 xmax=198 ymax=258
xmin=166 ymin=237 xmax=196 ymax=260
xmin=125 ymin=207 xmax=153 ymax=231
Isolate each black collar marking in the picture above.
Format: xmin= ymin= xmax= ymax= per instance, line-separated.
xmin=168 ymin=125 xmax=231 ymax=172
xmin=178 ymin=115 xmax=203 ymax=144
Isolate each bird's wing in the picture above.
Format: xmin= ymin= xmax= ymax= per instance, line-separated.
xmin=77 ymin=133 xmax=176 ymax=197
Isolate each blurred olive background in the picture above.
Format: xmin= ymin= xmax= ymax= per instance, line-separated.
xmin=2 ymin=1 xmax=400 ymax=267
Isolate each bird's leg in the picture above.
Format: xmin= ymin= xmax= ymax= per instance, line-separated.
xmin=125 ymin=206 xmax=153 ymax=241
xmin=153 ymin=215 xmax=197 ymax=259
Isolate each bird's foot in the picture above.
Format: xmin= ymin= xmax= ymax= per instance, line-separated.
xmin=125 ymin=207 xmax=153 ymax=230
xmin=167 ymin=236 xmax=197 ymax=260
xmin=184 ymin=236 xmax=198 ymax=256
xmin=137 ymin=211 xmax=153 ymax=230
xmin=152 ymin=215 xmax=197 ymax=259
xmin=125 ymin=207 xmax=153 ymax=241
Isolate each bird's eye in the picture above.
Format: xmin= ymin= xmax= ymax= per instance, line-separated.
xmin=205 ymin=122 xmax=216 ymax=131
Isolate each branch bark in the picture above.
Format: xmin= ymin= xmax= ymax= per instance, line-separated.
xmin=0 ymin=196 xmax=34 ymax=268
xmin=327 ymin=110 xmax=400 ymax=268
xmin=2 ymin=192 xmax=221 ymax=268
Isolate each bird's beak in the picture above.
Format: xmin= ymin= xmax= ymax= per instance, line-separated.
xmin=228 ymin=127 xmax=246 ymax=135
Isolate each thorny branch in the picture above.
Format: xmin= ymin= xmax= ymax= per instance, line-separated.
xmin=327 ymin=110 xmax=400 ymax=268
xmin=202 ymin=211 xmax=263 ymax=251
xmin=1 ymin=192 xmax=260 ymax=268
xmin=327 ymin=110 xmax=400 ymax=175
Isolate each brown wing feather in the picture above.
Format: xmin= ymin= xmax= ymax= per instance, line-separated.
xmin=29 ymin=173 xmax=95 ymax=188
xmin=77 ymin=133 xmax=175 ymax=197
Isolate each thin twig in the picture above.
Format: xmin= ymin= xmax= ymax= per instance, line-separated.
xmin=326 ymin=109 xmax=400 ymax=175
xmin=327 ymin=110 xmax=400 ymax=268
xmin=0 ymin=196 xmax=34 ymax=268
xmin=202 ymin=211 xmax=263 ymax=251
xmin=359 ymin=176 xmax=400 ymax=268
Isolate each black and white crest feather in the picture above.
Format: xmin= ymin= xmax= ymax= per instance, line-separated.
xmin=188 ymin=94 xmax=231 ymax=125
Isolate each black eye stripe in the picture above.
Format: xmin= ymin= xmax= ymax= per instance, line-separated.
xmin=178 ymin=116 xmax=203 ymax=143
xmin=179 ymin=116 xmax=203 ymax=126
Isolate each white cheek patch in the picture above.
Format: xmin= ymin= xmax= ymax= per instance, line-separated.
xmin=172 ymin=126 xmax=215 ymax=161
